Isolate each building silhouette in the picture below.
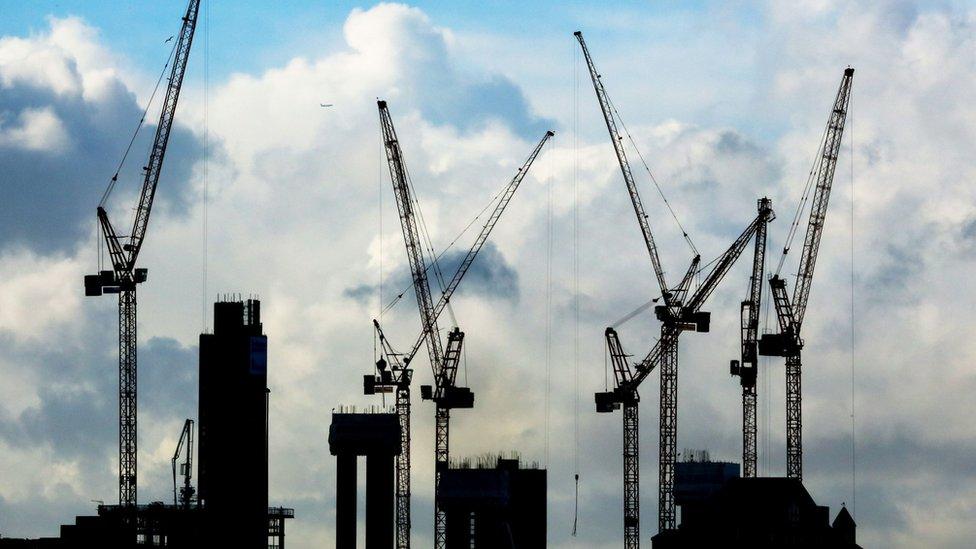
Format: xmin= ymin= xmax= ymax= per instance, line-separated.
xmin=654 ymin=471 xmax=860 ymax=548
xmin=328 ymin=409 xmax=402 ymax=549
xmin=198 ymin=298 xmax=271 ymax=547
xmin=438 ymin=456 xmax=546 ymax=548
xmin=0 ymin=299 xmax=293 ymax=548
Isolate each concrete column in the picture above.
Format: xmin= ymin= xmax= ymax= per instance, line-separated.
xmin=365 ymin=453 xmax=394 ymax=549
xmin=336 ymin=453 xmax=357 ymax=549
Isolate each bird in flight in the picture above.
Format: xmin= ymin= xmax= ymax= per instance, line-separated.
xmin=320 ymin=103 xmax=333 ymax=108
xmin=165 ymin=35 xmax=174 ymax=43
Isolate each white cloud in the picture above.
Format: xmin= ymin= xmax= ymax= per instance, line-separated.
xmin=0 ymin=107 xmax=70 ymax=152
xmin=3 ymin=2 xmax=976 ymax=548
xmin=0 ymin=249 xmax=83 ymax=341
xmin=0 ymin=16 xmax=122 ymax=101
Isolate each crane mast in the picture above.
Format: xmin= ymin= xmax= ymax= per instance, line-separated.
xmin=84 ymin=0 xmax=200 ymax=509
xmin=372 ymin=100 xmax=552 ymax=548
xmin=604 ymin=328 xmax=639 ymax=548
xmin=366 ymin=320 xmax=412 ymax=549
xmin=759 ymin=68 xmax=854 ymax=481
xmin=730 ymin=198 xmax=771 ymax=478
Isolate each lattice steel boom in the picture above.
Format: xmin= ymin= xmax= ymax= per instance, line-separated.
xmin=574 ymin=31 xmax=670 ymax=304
xmin=172 ymin=419 xmax=195 ymax=509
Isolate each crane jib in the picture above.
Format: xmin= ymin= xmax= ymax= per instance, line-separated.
xmin=574 ymin=31 xmax=670 ymax=303
xmin=400 ymin=129 xmax=555 ymax=366
xmin=378 ymin=102 xmax=446 ymax=374
xmin=125 ymin=0 xmax=201 ymax=268
xmin=790 ymin=68 xmax=854 ymax=331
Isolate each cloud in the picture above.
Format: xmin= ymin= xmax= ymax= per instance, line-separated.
xmin=344 ymin=241 xmax=519 ymax=305
xmin=343 ymin=3 xmax=552 ymax=138
xmin=0 ymin=16 xmax=204 ymax=254
xmin=2 ymin=2 xmax=976 ymax=548
xmin=0 ymin=107 xmax=69 ymax=152
xmin=0 ymin=330 xmax=196 ymax=459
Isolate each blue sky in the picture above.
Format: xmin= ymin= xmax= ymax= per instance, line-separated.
xmin=1 ymin=1 xmax=779 ymax=138
xmin=3 ymin=1 xmax=976 ymax=548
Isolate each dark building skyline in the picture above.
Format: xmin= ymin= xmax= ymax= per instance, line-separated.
xmin=329 ymin=411 xmax=402 ymax=549
xmin=655 ymin=475 xmax=860 ymax=548
xmin=198 ymin=299 xmax=270 ymax=547
xmin=439 ymin=456 xmax=546 ymax=548
xmin=0 ymin=298 xmax=293 ymax=548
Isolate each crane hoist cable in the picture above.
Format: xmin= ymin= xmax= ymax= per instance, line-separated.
xmin=99 ymin=38 xmax=180 ymax=209
xmin=774 ymin=111 xmax=833 ymax=276
xmin=604 ymin=91 xmax=698 ymax=257
xmin=403 ymin=164 xmax=458 ymax=327
xmin=848 ymin=87 xmax=857 ymax=517
xmin=380 ymin=167 xmax=525 ymax=315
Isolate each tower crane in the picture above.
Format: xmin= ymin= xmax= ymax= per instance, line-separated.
xmin=576 ymin=27 xmax=779 ymax=542
xmin=83 ymin=0 xmax=200 ymax=508
xmin=729 ymin=198 xmax=771 ymax=478
xmin=598 ymin=201 xmax=773 ymax=545
xmin=367 ymin=100 xmax=553 ymax=549
xmin=758 ymin=68 xmax=854 ymax=481
xmin=172 ymin=418 xmax=195 ymax=509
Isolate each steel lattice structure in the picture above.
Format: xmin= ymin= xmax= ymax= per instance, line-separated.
xmin=85 ymin=0 xmax=200 ymax=508
xmin=759 ymin=68 xmax=854 ymax=481
xmin=597 ymin=203 xmax=773 ymax=540
xmin=731 ymin=198 xmax=772 ymax=478
xmin=580 ymin=29 xmax=776 ymax=541
xmin=370 ymin=101 xmax=552 ymax=548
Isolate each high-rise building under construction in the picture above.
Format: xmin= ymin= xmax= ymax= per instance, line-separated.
xmin=198 ymin=298 xmax=270 ymax=547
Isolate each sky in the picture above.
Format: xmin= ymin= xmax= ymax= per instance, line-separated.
xmin=1 ymin=0 xmax=976 ymax=547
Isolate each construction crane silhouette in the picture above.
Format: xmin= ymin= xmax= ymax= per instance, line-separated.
xmin=172 ymin=419 xmax=195 ymax=509
xmin=367 ymin=100 xmax=553 ymax=549
xmin=758 ymin=68 xmax=854 ymax=481
xmin=83 ymin=0 xmax=200 ymax=509
xmin=729 ymin=199 xmax=772 ymax=478
xmin=576 ymin=30 xmax=775 ymax=543
xmin=600 ymin=205 xmax=773 ymax=545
